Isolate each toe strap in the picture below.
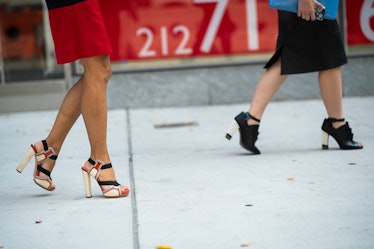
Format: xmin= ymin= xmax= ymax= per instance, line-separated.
xmin=86 ymin=158 xmax=112 ymax=180
xmin=36 ymin=165 xmax=52 ymax=179
xmin=98 ymin=181 xmax=120 ymax=186
xmin=98 ymin=181 xmax=129 ymax=197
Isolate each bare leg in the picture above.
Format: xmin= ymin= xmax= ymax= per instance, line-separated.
xmin=33 ymin=76 xmax=84 ymax=174
xmin=79 ymin=55 xmax=111 ymax=163
xmin=45 ymin=77 xmax=83 ymax=152
xmin=44 ymin=55 xmax=111 ymax=162
xmin=248 ymin=60 xmax=288 ymax=124
xmin=319 ymin=66 xmax=363 ymax=149
xmin=318 ymin=67 xmax=345 ymax=128
xmin=225 ymin=59 xmax=288 ymax=154
xmin=79 ymin=55 xmax=123 ymax=185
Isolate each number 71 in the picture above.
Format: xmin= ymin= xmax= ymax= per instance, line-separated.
xmin=194 ymin=0 xmax=259 ymax=52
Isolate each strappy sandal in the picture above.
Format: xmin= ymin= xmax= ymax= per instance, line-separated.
xmin=81 ymin=158 xmax=130 ymax=198
xmin=17 ymin=140 xmax=57 ymax=191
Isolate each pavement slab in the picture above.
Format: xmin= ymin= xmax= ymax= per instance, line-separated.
xmin=0 ymin=97 xmax=373 ymax=249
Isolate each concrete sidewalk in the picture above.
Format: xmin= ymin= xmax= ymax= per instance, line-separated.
xmin=0 ymin=97 xmax=373 ymax=249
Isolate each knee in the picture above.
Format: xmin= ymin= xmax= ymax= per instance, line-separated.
xmin=100 ymin=62 xmax=112 ymax=84
xmin=81 ymin=55 xmax=112 ymax=85
xmin=96 ymin=56 xmax=112 ymax=84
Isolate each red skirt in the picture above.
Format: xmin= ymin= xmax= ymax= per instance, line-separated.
xmin=46 ymin=0 xmax=112 ymax=64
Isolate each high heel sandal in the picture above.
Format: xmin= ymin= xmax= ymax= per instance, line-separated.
xmin=82 ymin=158 xmax=130 ymax=198
xmin=321 ymin=118 xmax=363 ymax=150
xmin=226 ymin=112 xmax=261 ymax=154
xmin=17 ymin=140 xmax=57 ymax=191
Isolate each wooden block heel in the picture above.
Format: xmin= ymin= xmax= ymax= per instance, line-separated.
xmin=17 ymin=147 xmax=36 ymax=173
xmin=82 ymin=170 xmax=92 ymax=198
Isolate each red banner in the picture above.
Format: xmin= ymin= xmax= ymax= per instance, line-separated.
xmin=345 ymin=0 xmax=374 ymax=46
xmin=99 ymin=0 xmax=373 ymax=62
xmin=100 ymin=0 xmax=278 ymax=62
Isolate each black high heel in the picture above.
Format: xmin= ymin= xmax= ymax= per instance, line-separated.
xmin=226 ymin=112 xmax=261 ymax=154
xmin=321 ymin=118 xmax=363 ymax=150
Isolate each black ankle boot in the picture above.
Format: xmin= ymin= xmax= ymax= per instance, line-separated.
xmin=226 ymin=112 xmax=261 ymax=154
xmin=321 ymin=118 xmax=363 ymax=150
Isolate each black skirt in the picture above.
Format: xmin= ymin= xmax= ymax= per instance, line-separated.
xmin=264 ymin=10 xmax=347 ymax=75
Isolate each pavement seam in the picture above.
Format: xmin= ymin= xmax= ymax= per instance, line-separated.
xmin=126 ymin=108 xmax=140 ymax=249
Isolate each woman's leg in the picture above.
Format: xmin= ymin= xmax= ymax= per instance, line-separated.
xmin=226 ymin=59 xmax=288 ymax=154
xmin=79 ymin=55 xmax=111 ymax=163
xmin=45 ymin=78 xmax=84 ymax=151
xmin=318 ymin=67 xmax=345 ymax=128
xmin=33 ymin=75 xmax=84 ymax=175
xmin=318 ymin=66 xmax=363 ymax=149
xmin=79 ymin=55 xmax=125 ymax=185
xmin=248 ymin=60 xmax=288 ymax=124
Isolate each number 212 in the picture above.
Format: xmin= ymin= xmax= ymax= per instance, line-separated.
xmin=136 ymin=0 xmax=259 ymax=58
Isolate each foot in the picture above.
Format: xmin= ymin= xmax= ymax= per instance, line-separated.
xmin=321 ymin=118 xmax=363 ymax=150
xmin=235 ymin=112 xmax=261 ymax=154
xmin=32 ymin=140 xmax=58 ymax=191
xmin=33 ymin=141 xmax=56 ymax=179
xmin=83 ymin=159 xmax=129 ymax=197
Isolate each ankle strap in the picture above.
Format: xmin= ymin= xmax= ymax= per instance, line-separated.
xmin=42 ymin=140 xmax=49 ymax=151
xmin=88 ymin=158 xmax=112 ymax=169
xmin=35 ymin=140 xmax=57 ymax=162
xmin=87 ymin=158 xmax=112 ymax=180
xmin=328 ymin=117 xmax=345 ymax=123
xmin=42 ymin=140 xmax=57 ymax=160
xmin=245 ymin=112 xmax=261 ymax=123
